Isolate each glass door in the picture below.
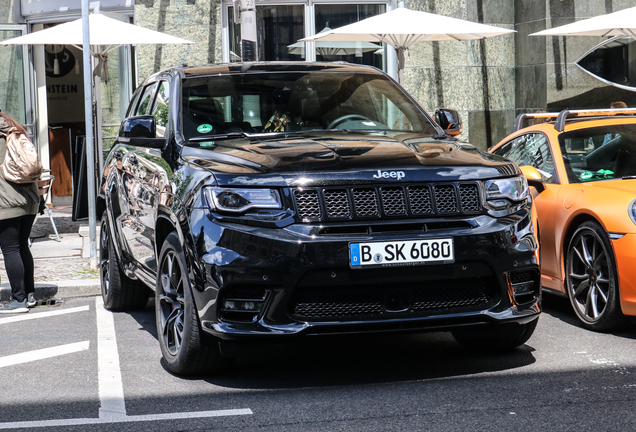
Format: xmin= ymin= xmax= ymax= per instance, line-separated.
xmin=228 ymin=3 xmax=305 ymax=62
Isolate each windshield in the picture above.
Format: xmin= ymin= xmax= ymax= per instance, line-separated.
xmin=560 ymin=124 xmax=636 ymax=182
xmin=181 ymin=71 xmax=437 ymax=141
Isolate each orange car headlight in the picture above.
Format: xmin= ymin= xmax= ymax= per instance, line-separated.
xmin=484 ymin=176 xmax=529 ymax=212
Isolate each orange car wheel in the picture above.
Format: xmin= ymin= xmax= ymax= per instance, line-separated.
xmin=566 ymin=221 xmax=626 ymax=331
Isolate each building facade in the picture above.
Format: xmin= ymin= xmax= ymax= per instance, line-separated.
xmin=0 ymin=0 xmax=635 ymax=202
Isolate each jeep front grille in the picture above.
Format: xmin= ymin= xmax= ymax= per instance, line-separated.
xmin=293 ymin=182 xmax=482 ymax=222
xmin=290 ymin=277 xmax=498 ymax=321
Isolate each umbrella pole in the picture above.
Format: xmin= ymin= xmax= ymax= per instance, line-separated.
xmin=81 ymin=0 xmax=98 ymax=270
xmin=397 ymin=46 xmax=405 ymax=86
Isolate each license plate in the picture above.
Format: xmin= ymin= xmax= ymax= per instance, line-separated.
xmin=349 ymin=238 xmax=454 ymax=268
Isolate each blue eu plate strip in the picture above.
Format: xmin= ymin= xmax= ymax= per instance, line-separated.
xmin=350 ymin=243 xmax=360 ymax=266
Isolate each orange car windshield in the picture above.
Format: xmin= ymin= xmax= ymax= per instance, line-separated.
xmin=559 ymin=124 xmax=636 ymax=183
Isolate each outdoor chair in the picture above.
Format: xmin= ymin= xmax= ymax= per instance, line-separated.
xmin=37 ymin=172 xmax=61 ymax=242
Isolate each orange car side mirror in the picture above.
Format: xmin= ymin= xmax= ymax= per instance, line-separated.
xmin=519 ymin=166 xmax=546 ymax=194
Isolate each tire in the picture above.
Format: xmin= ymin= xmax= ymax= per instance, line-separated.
xmin=100 ymin=211 xmax=150 ymax=311
xmin=155 ymin=232 xmax=222 ymax=375
xmin=452 ymin=319 xmax=538 ymax=351
xmin=566 ymin=221 xmax=626 ymax=331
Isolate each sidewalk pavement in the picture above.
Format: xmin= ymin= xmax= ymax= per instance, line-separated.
xmin=0 ymin=205 xmax=102 ymax=302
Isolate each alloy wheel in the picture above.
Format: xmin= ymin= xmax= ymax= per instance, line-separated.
xmin=567 ymin=227 xmax=614 ymax=323
xmin=158 ymin=251 xmax=186 ymax=356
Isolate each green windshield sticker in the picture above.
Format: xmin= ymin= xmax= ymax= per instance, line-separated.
xmin=580 ymin=171 xmax=593 ymax=180
xmin=197 ymin=124 xmax=213 ymax=133
xmin=199 ymin=141 xmax=215 ymax=147
xmin=579 ymin=169 xmax=614 ymax=182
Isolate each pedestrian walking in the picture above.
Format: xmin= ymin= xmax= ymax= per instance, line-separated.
xmin=0 ymin=109 xmax=40 ymax=313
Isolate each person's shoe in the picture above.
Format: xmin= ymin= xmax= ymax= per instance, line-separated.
xmin=27 ymin=293 xmax=37 ymax=308
xmin=0 ymin=299 xmax=29 ymax=314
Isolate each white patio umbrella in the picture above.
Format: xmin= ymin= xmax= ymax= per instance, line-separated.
xmin=301 ymin=6 xmax=515 ymax=85
xmin=288 ymin=25 xmax=381 ymax=58
xmin=288 ymin=40 xmax=382 ymax=58
xmin=2 ymin=13 xmax=193 ymax=51
xmin=530 ymin=6 xmax=636 ymax=38
xmin=2 ymin=11 xmax=193 ymax=269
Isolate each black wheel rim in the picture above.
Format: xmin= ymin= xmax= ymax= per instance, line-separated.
xmin=158 ymin=251 xmax=185 ymax=356
xmin=567 ymin=228 xmax=613 ymax=322
xmin=100 ymin=222 xmax=110 ymax=297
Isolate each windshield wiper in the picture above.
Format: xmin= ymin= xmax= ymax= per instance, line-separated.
xmin=189 ymin=132 xmax=249 ymax=141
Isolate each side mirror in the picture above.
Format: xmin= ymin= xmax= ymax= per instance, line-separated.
xmin=435 ymin=108 xmax=462 ymax=136
xmin=519 ymin=165 xmax=546 ymax=193
xmin=118 ymin=115 xmax=166 ymax=149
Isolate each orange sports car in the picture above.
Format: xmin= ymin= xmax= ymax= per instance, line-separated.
xmin=490 ymin=108 xmax=636 ymax=331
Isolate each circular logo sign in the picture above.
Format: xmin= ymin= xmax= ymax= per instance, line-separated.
xmin=374 ymin=253 xmax=383 ymax=263
xmin=197 ymin=124 xmax=213 ymax=134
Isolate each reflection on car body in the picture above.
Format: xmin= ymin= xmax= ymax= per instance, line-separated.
xmin=98 ymin=62 xmax=540 ymax=375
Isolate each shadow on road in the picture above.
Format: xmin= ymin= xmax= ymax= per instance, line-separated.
xmin=206 ymin=332 xmax=537 ymax=389
xmin=541 ymin=292 xmax=636 ymax=340
xmin=126 ymin=300 xmax=537 ymax=387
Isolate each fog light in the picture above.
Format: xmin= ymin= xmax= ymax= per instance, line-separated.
xmin=221 ymin=299 xmax=263 ymax=312
xmin=513 ymin=281 xmax=534 ymax=296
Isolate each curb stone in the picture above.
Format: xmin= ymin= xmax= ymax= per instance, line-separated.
xmin=0 ymin=280 xmax=101 ymax=302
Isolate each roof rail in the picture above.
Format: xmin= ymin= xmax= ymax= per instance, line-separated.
xmin=554 ymin=108 xmax=636 ymax=132
xmin=512 ymin=112 xmax=559 ymax=132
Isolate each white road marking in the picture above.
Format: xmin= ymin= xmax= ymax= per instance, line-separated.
xmin=1 ymin=297 xmax=253 ymax=428
xmin=0 ymin=408 xmax=254 ymax=429
xmin=0 ymin=305 xmax=89 ymax=325
xmin=0 ymin=341 xmax=89 ymax=368
xmin=95 ymin=296 xmax=127 ymax=419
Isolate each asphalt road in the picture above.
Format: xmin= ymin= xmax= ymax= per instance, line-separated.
xmin=1 ymin=294 xmax=636 ymax=431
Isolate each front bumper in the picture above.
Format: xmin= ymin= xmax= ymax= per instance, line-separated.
xmin=611 ymin=233 xmax=636 ymax=316
xmin=189 ymin=208 xmax=540 ymax=340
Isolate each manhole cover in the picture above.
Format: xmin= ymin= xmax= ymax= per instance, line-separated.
xmin=33 ymin=299 xmax=64 ymax=308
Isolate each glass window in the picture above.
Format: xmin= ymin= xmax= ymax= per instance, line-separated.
xmin=226 ymin=2 xmax=387 ymax=70
xmin=559 ymin=124 xmax=636 ymax=182
xmin=0 ymin=30 xmax=28 ymax=126
xmin=101 ymin=44 xmax=134 ymax=153
xmin=229 ymin=5 xmax=305 ymax=62
xmin=181 ymin=71 xmax=436 ymax=141
xmin=493 ymin=133 xmax=556 ymax=183
xmin=135 ymin=84 xmax=157 ymax=116
xmin=151 ymin=81 xmax=170 ymax=137
xmin=578 ymin=36 xmax=635 ymax=89
xmin=313 ymin=4 xmax=385 ymax=68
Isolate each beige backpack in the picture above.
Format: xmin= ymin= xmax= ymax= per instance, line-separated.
xmin=0 ymin=128 xmax=43 ymax=183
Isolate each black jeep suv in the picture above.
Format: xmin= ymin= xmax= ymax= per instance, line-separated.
xmin=98 ymin=62 xmax=540 ymax=375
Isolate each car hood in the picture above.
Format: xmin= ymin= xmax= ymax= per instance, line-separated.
xmin=180 ymin=132 xmax=517 ymax=187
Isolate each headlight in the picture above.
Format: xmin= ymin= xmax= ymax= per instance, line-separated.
xmin=629 ymin=198 xmax=636 ymax=225
xmin=484 ymin=176 xmax=529 ymax=210
xmin=205 ymin=187 xmax=282 ymax=214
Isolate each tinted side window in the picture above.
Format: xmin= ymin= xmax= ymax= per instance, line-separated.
xmin=151 ymin=81 xmax=170 ymax=137
xmin=135 ymin=83 xmax=157 ymax=116
xmin=494 ymin=133 xmax=557 ymax=183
